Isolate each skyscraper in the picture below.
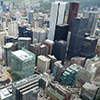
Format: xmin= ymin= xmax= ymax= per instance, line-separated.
xmin=37 ymin=55 xmax=50 ymax=73
xmin=33 ymin=28 xmax=47 ymax=44
xmin=53 ymin=40 xmax=67 ymax=64
xmin=83 ymin=11 xmax=99 ymax=36
xmin=54 ymin=24 xmax=69 ymax=41
xmin=11 ymin=48 xmax=36 ymax=82
xmin=16 ymin=12 xmax=22 ymax=21
xmin=8 ymin=21 xmax=18 ymax=37
xmin=19 ymin=25 xmax=27 ymax=37
xmin=18 ymin=37 xmax=31 ymax=50
xmin=53 ymin=61 xmax=63 ymax=82
xmin=20 ymin=28 xmax=33 ymax=44
xmin=48 ymin=1 xmax=66 ymax=41
xmin=80 ymin=37 xmax=98 ymax=58
xmin=67 ymin=2 xmax=80 ymax=31
xmin=28 ymin=11 xmax=34 ymax=24
xmin=0 ymin=32 xmax=7 ymax=46
xmin=67 ymin=17 xmax=89 ymax=60
xmin=4 ymin=42 xmax=14 ymax=66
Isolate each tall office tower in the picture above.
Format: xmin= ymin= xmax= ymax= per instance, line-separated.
xmin=54 ymin=24 xmax=69 ymax=41
xmin=30 ymin=44 xmax=48 ymax=56
xmin=83 ymin=11 xmax=99 ymax=36
xmin=44 ymin=39 xmax=54 ymax=55
xmin=18 ymin=37 xmax=31 ymax=50
xmin=67 ymin=17 xmax=89 ymax=60
xmin=3 ymin=21 xmax=6 ymax=31
xmin=16 ymin=12 xmax=22 ymax=21
xmin=8 ymin=21 xmax=18 ymax=37
xmin=47 ymin=55 xmax=57 ymax=73
xmin=33 ymin=28 xmax=47 ymax=43
xmin=80 ymin=37 xmax=98 ymax=58
xmin=37 ymin=55 xmax=50 ymax=73
xmin=1 ymin=0 xmax=3 ymax=6
xmin=30 ymin=43 xmax=42 ymax=56
xmin=19 ymin=25 xmax=27 ymax=37
xmin=0 ymin=32 xmax=7 ymax=46
xmin=48 ymin=1 xmax=66 ymax=41
xmin=67 ymin=2 xmax=80 ymax=31
xmin=4 ymin=42 xmax=13 ymax=66
xmin=53 ymin=40 xmax=67 ymax=64
xmin=30 ymin=43 xmax=42 ymax=65
xmin=32 ymin=20 xmax=39 ymax=29
xmin=36 ymin=17 xmax=43 ymax=28
xmin=38 ymin=44 xmax=48 ymax=56
xmin=6 ymin=18 xmax=12 ymax=27
xmin=22 ymin=28 xmax=33 ymax=43
xmin=12 ymin=74 xmax=39 ymax=100
xmin=28 ymin=11 xmax=34 ymax=24
xmin=33 ymin=29 xmax=40 ymax=43
xmin=11 ymin=48 xmax=36 ymax=82
xmin=53 ymin=61 xmax=63 ymax=82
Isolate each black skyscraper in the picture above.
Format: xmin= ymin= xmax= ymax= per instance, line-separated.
xmin=53 ymin=40 xmax=67 ymax=64
xmin=67 ymin=17 xmax=89 ymax=60
xmin=54 ymin=24 xmax=69 ymax=41
xmin=80 ymin=37 xmax=98 ymax=58
xmin=19 ymin=25 xmax=26 ymax=37
xmin=19 ymin=25 xmax=33 ymax=43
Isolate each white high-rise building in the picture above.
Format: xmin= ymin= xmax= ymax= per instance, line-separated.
xmin=3 ymin=21 xmax=6 ymax=31
xmin=48 ymin=1 xmax=66 ymax=41
xmin=0 ymin=32 xmax=7 ymax=46
xmin=8 ymin=21 xmax=18 ymax=37
xmin=16 ymin=12 xmax=22 ymax=22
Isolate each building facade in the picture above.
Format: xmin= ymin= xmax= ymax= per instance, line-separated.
xmin=48 ymin=1 xmax=66 ymax=41
xmin=11 ymin=48 xmax=36 ymax=82
xmin=12 ymin=74 xmax=39 ymax=100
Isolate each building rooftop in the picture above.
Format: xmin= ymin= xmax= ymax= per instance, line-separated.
xmin=18 ymin=37 xmax=31 ymax=40
xmin=11 ymin=50 xmax=33 ymax=61
xmin=85 ymin=37 xmax=98 ymax=41
xmin=0 ymin=86 xmax=12 ymax=99
xmin=12 ymin=74 xmax=39 ymax=87
xmin=38 ymin=55 xmax=50 ymax=62
xmin=3 ymin=42 xmax=13 ymax=49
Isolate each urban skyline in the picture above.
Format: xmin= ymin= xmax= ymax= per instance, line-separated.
xmin=0 ymin=0 xmax=100 ymax=100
